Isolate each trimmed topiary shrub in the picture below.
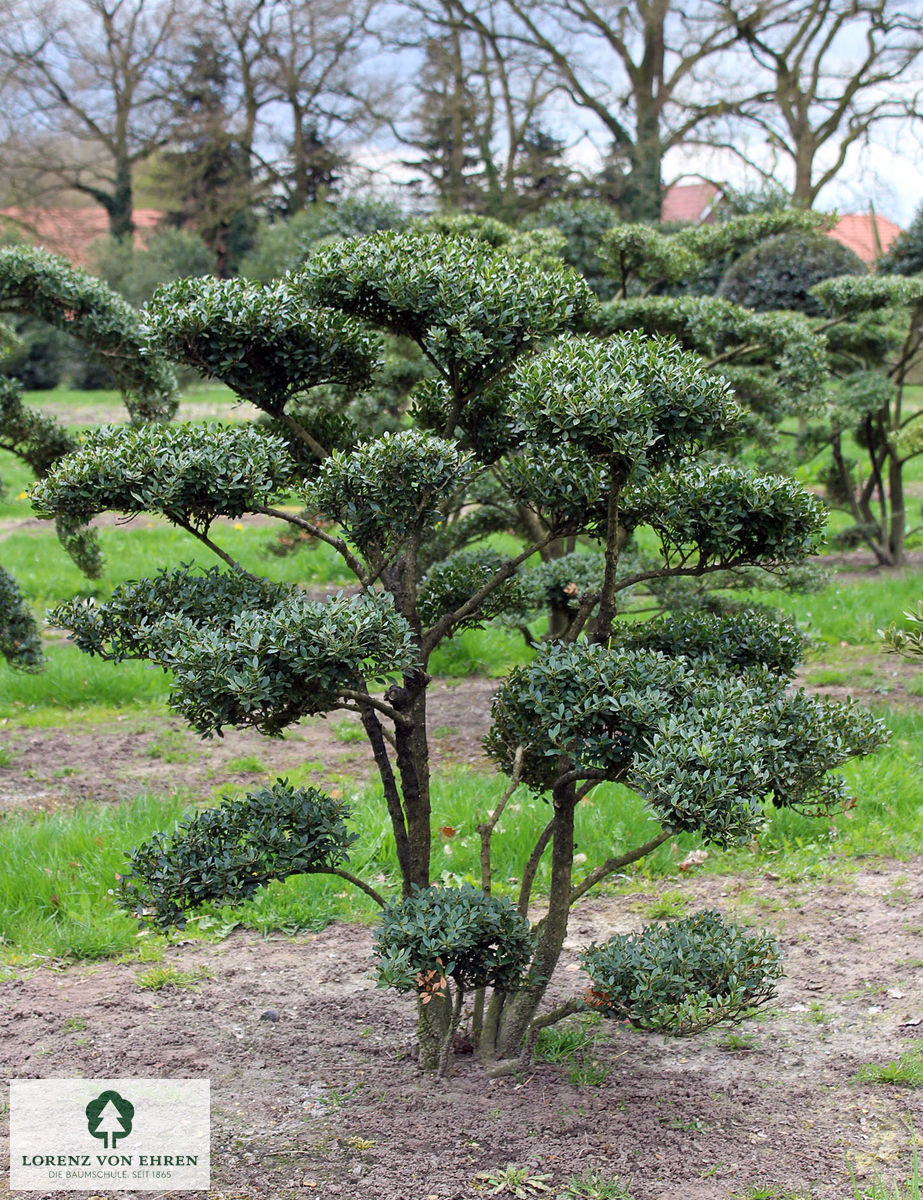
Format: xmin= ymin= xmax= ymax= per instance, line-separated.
xmin=719 ymin=231 xmax=866 ymax=316
xmin=36 ymin=228 xmax=888 ymax=1076
xmin=877 ymin=203 xmax=923 ymax=277
xmin=581 ymin=911 xmax=782 ymax=1036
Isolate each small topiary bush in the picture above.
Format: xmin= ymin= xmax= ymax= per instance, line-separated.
xmin=719 ymin=231 xmax=866 ymax=316
xmin=118 ymin=780 xmax=357 ymax=929
xmin=375 ymin=884 xmax=534 ymax=1073
xmin=581 ymin=911 xmax=782 ymax=1036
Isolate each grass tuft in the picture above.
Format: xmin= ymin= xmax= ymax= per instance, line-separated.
xmin=855 ymin=1044 xmax=923 ymax=1087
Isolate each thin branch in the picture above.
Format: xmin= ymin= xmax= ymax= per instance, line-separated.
xmin=488 ymin=997 xmax=585 ymax=1077
xmin=528 ymin=997 xmax=584 ymax=1034
xmin=276 ymin=410 xmax=329 ymax=460
xmin=563 ymin=590 xmax=600 ymax=644
xmin=569 ymin=830 xmax=673 ymax=907
xmin=477 ymin=746 xmax=524 ymax=895
xmin=251 ymin=504 xmax=369 ymax=585
xmin=518 ymin=818 xmax=554 ymax=917
xmin=422 ymin=528 xmax=560 ymax=655
xmin=177 ymin=520 xmax=258 ymax=578
xmin=356 ymin=695 xmax=413 ymax=895
xmin=339 ymin=688 xmax=411 ymax=726
xmin=438 ymin=980 xmax=465 ymax=1078
xmin=327 ymin=868 xmax=385 ymax=908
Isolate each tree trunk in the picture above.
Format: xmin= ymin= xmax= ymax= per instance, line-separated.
xmin=291 ymin=102 xmax=308 ymax=214
xmin=478 ymin=777 xmax=576 ymax=1061
xmin=417 ymin=992 xmax=452 ymax=1071
xmin=626 ymin=98 xmax=663 ymax=223
xmin=792 ymin=138 xmax=817 ymax=208
xmin=447 ymin=25 xmax=467 ymax=210
xmin=392 ymin=672 xmax=433 ymax=890
xmin=887 ymin=451 xmax=906 ymax=565
xmin=105 ymin=160 xmax=135 ymax=242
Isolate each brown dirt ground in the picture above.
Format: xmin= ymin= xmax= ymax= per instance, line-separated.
xmin=0 ymin=653 xmax=920 ymax=813
xmin=0 ymin=677 xmax=497 ymax=812
xmin=0 ymin=864 xmax=921 ymax=1200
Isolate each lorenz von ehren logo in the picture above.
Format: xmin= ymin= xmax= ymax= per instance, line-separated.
xmin=85 ymin=1090 xmax=135 ymax=1150
xmin=9 ymin=1078 xmax=210 ymax=1191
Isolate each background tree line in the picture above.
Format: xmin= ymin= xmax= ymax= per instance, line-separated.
xmin=0 ymin=0 xmax=921 ymax=263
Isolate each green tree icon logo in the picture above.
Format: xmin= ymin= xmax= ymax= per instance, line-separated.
xmin=85 ymin=1090 xmax=135 ymax=1149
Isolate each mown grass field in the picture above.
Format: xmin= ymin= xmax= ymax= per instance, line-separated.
xmin=1 ymin=384 xmax=922 ymax=969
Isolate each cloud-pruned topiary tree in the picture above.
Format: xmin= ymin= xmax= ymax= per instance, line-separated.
xmin=37 ymin=230 xmax=887 ymax=1072
xmin=0 ymin=246 xmax=177 ymax=423
xmin=0 ymin=246 xmax=177 ymax=669
xmin=803 ymin=274 xmax=923 ymax=565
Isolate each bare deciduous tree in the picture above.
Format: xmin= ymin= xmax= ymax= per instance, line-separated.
xmin=257 ymin=0 xmax=382 ymax=212
xmin=391 ymin=0 xmax=568 ymax=218
xmin=0 ymin=0 xmax=185 ymax=238
xmin=446 ymin=0 xmax=749 ymax=221
xmin=709 ymin=0 xmax=923 ymax=206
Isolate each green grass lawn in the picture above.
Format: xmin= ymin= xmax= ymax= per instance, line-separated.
xmin=1 ymin=700 xmax=919 ymax=965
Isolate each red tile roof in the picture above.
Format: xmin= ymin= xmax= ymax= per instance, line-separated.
xmin=0 ymin=206 xmax=162 ymax=266
xmin=661 ymin=182 xmax=721 ymax=225
xmin=825 ymin=212 xmax=902 ymax=266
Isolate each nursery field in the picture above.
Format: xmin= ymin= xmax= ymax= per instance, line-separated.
xmin=0 ymin=387 xmax=922 ymax=1200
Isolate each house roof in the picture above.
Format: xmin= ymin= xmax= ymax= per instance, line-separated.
xmin=661 ymin=182 xmax=721 ymax=225
xmin=0 ymin=206 xmax=162 ymax=267
xmin=825 ymin=212 xmax=902 ymax=266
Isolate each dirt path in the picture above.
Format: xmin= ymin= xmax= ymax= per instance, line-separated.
xmin=1 ymin=862 xmax=920 ymax=1199
xmin=1 ymin=656 xmax=921 ymax=813
xmin=0 ymin=678 xmax=498 ymax=811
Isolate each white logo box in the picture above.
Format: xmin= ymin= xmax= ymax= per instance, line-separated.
xmin=10 ymin=1078 xmax=210 ymax=1192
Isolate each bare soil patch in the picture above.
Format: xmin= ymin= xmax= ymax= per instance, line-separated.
xmin=818 ymin=548 xmax=923 ymax=585
xmin=0 ymin=678 xmax=497 ymax=811
xmin=2 ymin=651 xmax=920 ymax=814
xmin=1 ymin=862 xmax=921 ymax=1199
xmin=794 ymin=649 xmax=923 ymax=709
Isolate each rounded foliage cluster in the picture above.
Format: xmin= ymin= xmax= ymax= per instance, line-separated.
xmin=611 ymin=607 xmax=807 ymax=679
xmin=487 ymin=639 xmax=887 ymax=842
xmin=486 ymin=642 xmax=696 ymax=793
xmin=151 ymin=591 xmax=418 ymax=736
xmin=511 ymin=332 xmax=739 ymax=469
xmin=628 ymin=465 xmax=826 ymax=567
xmin=118 ymin=780 xmax=356 ymax=929
xmin=419 ymin=549 xmax=525 ymax=632
xmin=718 ymin=231 xmax=866 ymax=316
xmin=374 ymin=884 xmax=534 ymax=996
xmin=145 ymin=276 xmax=379 ymax=415
xmin=50 ymin=564 xmax=294 ymax=663
xmin=305 ymin=430 xmax=475 ymax=561
xmin=581 ymin=910 xmax=782 ymax=1036
xmin=296 ymin=231 xmax=595 ymax=393
xmin=0 ymin=565 xmax=43 ymax=671
xmin=0 ymin=245 xmax=176 ymax=420
xmin=810 ymin=274 xmax=923 ymax=318
xmin=31 ymin=423 xmax=296 ymax=530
